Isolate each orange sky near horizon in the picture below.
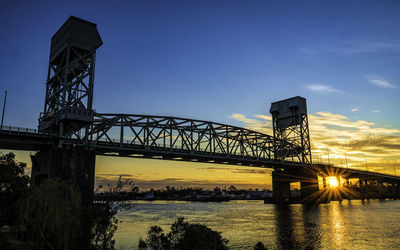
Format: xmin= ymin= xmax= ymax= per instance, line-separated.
xmin=2 ymin=110 xmax=399 ymax=191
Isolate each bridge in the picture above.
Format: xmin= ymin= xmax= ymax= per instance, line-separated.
xmin=1 ymin=16 xmax=399 ymax=203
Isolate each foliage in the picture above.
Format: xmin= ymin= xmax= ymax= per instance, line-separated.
xmin=19 ymin=179 xmax=82 ymax=250
xmin=0 ymin=152 xmax=29 ymax=226
xmin=138 ymin=237 xmax=147 ymax=249
xmin=139 ymin=217 xmax=229 ymax=250
xmin=254 ymin=241 xmax=268 ymax=250
xmin=84 ymin=202 xmax=119 ymax=249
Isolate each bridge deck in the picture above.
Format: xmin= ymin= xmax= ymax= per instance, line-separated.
xmin=1 ymin=124 xmax=399 ymax=183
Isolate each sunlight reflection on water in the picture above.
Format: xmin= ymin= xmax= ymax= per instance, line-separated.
xmin=114 ymin=200 xmax=400 ymax=249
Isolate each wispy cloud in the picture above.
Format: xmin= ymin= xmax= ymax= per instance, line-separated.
xmin=196 ymin=166 xmax=271 ymax=175
xmin=95 ymin=175 xmax=271 ymax=191
xmin=368 ymin=78 xmax=397 ymax=88
xmin=351 ymin=107 xmax=359 ymax=112
xmin=231 ymin=113 xmax=272 ymax=133
xmin=301 ymin=40 xmax=400 ymax=55
xmin=232 ymin=111 xmax=400 ymax=174
xmin=373 ymin=110 xmax=381 ymax=113
xmin=306 ymin=84 xmax=339 ymax=94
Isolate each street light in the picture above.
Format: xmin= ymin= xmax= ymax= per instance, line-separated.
xmin=1 ymin=90 xmax=7 ymax=129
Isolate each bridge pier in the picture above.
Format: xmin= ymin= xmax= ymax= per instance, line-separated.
xmin=272 ymin=171 xmax=291 ymax=203
xmin=31 ymin=147 xmax=96 ymax=202
xmin=269 ymin=168 xmax=320 ymax=204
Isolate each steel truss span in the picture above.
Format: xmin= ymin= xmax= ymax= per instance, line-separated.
xmin=69 ymin=114 xmax=282 ymax=167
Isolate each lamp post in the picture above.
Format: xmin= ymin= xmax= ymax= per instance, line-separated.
xmin=1 ymin=90 xmax=7 ymax=129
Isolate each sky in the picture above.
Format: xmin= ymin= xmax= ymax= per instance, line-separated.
xmin=0 ymin=0 xmax=399 ymax=190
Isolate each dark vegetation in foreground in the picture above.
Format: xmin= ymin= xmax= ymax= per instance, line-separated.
xmin=0 ymin=153 xmax=269 ymax=249
xmin=0 ymin=152 xmax=118 ymax=249
xmin=139 ymin=217 xmax=268 ymax=250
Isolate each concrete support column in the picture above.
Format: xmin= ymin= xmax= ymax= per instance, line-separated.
xmin=300 ymin=171 xmax=320 ymax=203
xmin=31 ymin=146 xmax=96 ymax=203
xmin=272 ymin=171 xmax=291 ymax=203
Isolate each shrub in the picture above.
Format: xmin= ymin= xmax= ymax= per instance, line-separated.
xmin=0 ymin=152 xmax=29 ymax=226
xmin=140 ymin=217 xmax=229 ymax=250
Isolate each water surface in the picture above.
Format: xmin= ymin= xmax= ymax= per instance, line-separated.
xmin=114 ymin=200 xmax=400 ymax=249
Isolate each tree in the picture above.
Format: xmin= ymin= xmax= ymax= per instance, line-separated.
xmin=19 ymin=179 xmax=81 ymax=250
xmin=0 ymin=152 xmax=29 ymax=226
xmin=86 ymin=202 xmax=119 ymax=249
xmin=140 ymin=217 xmax=229 ymax=250
xmin=254 ymin=241 xmax=268 ymax=250
xmin=19 ymin=179 xmax=119 ymax=249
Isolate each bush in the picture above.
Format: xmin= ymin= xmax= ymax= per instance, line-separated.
xmin=0 ymin=152 xmax=29 ymax=226
xmin=254 ymin=241 xmax=267 ymax=250
xmin=140 ymin=217 xmax=228 ymax=250
xmin=85 ymin=202 xmax=119 ymax=249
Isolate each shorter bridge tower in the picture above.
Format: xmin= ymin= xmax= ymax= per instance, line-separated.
xmin=269 ymin=96 xmax=312 ymax=164
xmin=269 ymin=97 xmax=318 ymax=203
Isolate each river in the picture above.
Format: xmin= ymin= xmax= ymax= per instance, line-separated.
xmin=114 ymin=199 xmax=400 ymax=249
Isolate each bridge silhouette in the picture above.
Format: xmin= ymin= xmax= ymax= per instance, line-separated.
xmin=1 ymin=16 xmax=399 ymax=203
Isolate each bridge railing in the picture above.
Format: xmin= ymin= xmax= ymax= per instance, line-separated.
xmin=0 ymin=126 xmax=40 ymax=134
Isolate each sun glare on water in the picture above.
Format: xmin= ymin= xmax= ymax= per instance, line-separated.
xmin=327 ymin=176 xmax=339 ymax=187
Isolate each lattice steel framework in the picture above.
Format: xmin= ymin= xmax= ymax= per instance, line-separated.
xmin=270 ymin=97 xmax=312 ymax=164
xmin=272 ymin=112 xmax=312 ymax=164
xmin=39 ymin=16 xmax=102 ymax=136
xmin=66 ymin=114 xmax=279 ymax=165
xmin=272 ymin=114 xmax=311 ymax=164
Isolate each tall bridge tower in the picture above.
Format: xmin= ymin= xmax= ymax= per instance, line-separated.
xmin=39 ymin=16 xmax=102 ymax=136
xmin=32 ymin=17 xmax=102 ymax=201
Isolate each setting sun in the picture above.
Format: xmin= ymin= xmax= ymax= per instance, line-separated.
xmin=327 ymin=176 xmax=339 ymax=187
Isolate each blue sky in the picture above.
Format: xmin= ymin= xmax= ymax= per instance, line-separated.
xmin=0 ymin=0 xmax=399 ymax=128
xmin=1 ymin=1 xmax=399 ymax=188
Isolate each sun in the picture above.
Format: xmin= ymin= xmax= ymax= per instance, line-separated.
xmin=327 ymin=176 xmax=339 ymax=187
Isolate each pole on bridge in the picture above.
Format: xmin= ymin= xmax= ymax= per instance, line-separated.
xmin=327 ymin=148 xmax=330 ymax=166
xmin=1 ymin=90 xmax=7 ymax=129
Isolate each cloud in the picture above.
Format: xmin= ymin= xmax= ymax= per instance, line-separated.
xmin=95 ymin=175 xmax=271 ymax=191
xmin=196 ymin=166 xmax=271 ymax=175
xmin=368 ymin=78 xmax=397 ymax=88
xmin=306 ymin=84 xmax=339 ymax=94
xmin=232 ymin=111 xmax=400 ymax=174
xmin=373 ymin=110 xmax=381 ymax=113
xmin=351 ymin=107 xmax=359 ymax=112
xmin=302 ymin=40 xmax=400 ymax=55
xmin=231 ymin=113 xmax=272 ymax=133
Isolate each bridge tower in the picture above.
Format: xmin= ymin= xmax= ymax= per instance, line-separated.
xmin=269 ymin=97 xmax=318 ymax=203
xmin=38 ymin=16 xmax=102 ymax=136
xmin=269 ymin=96 xmax=312 ymax=164
xmin=32 ymin=17 xmax=102 ymax=202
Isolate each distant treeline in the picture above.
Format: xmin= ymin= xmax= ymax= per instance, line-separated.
xmin=95 ymin=178 xmax=272 ymax=201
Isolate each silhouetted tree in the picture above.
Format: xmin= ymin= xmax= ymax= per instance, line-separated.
xmin=254 ymin=241 xmax=268 ymax=250
xmin=85 ymin=202 xmax=118 ymax=249
xmin=19 ymin=179 xmax=82 ymax=250
xmin=140 ymin=217 xmax=228 ymax=250
xmin=0 ymin=152 xmax=29 ymax=226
